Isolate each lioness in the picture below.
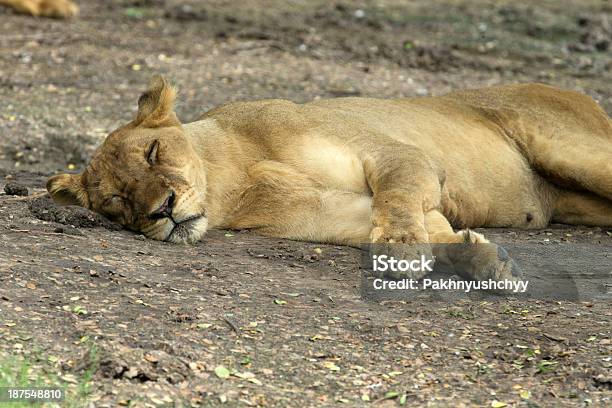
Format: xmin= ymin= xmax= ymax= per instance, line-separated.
xmin=47 ymin=75 xmax=612 ymax=282
xmin=0 ymin=0 xmax=77 ymax=18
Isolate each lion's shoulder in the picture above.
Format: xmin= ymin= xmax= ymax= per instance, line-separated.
xmin=198 ymin=99 xmax=315 ymax=139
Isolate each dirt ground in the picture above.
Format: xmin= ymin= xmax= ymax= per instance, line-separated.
xmin=0 ymin=1 xmax=611 ymax=407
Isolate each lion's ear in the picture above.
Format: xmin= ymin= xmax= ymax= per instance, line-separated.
xmin=135 ymin=75 xmax=180 ymax=128
xmin=46 ymin=173 xmax=88 ymax=207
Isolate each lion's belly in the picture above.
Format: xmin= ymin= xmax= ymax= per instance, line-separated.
xmin=440 ymin=151 xmax=556 ymax=229
xmin=445 ymin=181 xmax=554 ymax=229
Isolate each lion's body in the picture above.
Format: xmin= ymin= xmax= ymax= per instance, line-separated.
xmin=188 ymin=83 xmax=611 ymax=245
xmin=47 ymin=77 xmax=612 ymax=281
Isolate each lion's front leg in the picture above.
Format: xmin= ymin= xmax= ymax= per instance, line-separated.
xmin=363 ymin=144 xmax=444 ymax=244
xmin=369 ymin=189 xmax=430 ymax=244
xmin=362 ymin=145 xmax=444 ymax=279
xmin=368 ymin=190 xmax=435 ymax=280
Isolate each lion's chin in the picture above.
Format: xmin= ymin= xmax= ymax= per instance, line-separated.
xmin=165 ymin=216 xmax=209 ymax=244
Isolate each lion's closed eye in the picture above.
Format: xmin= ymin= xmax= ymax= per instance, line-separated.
xmin=104 ymin=195 xmax=125 ymax=208
xmin=101 ymin=195 xmax=129 ymax=224
xmin=146 ymin=140 xmax=160 ymax=166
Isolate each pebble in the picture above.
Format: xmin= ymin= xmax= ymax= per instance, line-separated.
xmin=4 ymin=181 xmax=29 ymax=196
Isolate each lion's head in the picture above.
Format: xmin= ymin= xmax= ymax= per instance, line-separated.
xmin=46 ymin=75 xmax=209 ymax=243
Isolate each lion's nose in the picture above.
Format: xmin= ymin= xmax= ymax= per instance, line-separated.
xmin=150 ymin=191 xmax=176 ymax=220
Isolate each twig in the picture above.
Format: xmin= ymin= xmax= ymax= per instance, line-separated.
xmin=37 ymin=231 xmax=86 ymax=239
xmin=223 ymin=316 xmax=240 ymax=334
xmin=543 ymin=333 xmax=568 ymax=342
xmin=2 ymin=192 xmax=48 ymax=202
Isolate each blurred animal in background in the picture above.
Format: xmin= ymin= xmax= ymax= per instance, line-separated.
xmin=0 ymin=0 xmax=78 ymax=18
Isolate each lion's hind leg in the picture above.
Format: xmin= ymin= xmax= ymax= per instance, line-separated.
xmin=553 ymin=190 xmax=612 ymax=227
xmin=526 ymin=93 xmax=612 ymax=201
xmin=534 ymin=140 xmax=612 ymax=203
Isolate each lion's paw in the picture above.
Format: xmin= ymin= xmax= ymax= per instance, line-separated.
xmin=445 ymin=230 xmax=524 ymax=293
xmin=370 ymin=224 xmax=429 ymax=245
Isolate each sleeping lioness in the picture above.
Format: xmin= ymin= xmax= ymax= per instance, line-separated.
xmin=47 ymin=75 xmax=612 ymax=282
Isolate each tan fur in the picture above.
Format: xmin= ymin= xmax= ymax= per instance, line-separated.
xmin=47 ymin=76 xmax=612 ymax=250
xmin=0 ymin=0 xmax=77 ymax=18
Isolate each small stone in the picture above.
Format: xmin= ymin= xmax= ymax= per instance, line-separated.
xmin=123 ymin=367 xmax=138 ymax=379
xmin=4 ymin=182 xmax=29 ymax=196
